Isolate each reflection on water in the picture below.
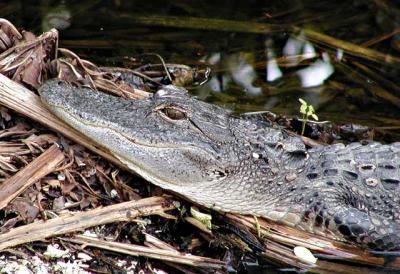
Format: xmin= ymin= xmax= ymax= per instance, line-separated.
xmin=41 ymin=1 xmax=71 ymax=31
xmin=296 ymin=57 xmax=334 ymax=88
xmin=283 ymin=35 xmax=317 ymax=66
xmin=266 ymin=38 xmax=282 ymax=82
xmin=282 ymin=33 xmax=333 ymax=90
xmin=206 ymin=52 xmax=262 ymax=95
xmin=1 ymin=0 xmax=400 ymax=133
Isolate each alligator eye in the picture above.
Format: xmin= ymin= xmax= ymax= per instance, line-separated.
xmin=160 ymin=107 xmax=186 ymax=120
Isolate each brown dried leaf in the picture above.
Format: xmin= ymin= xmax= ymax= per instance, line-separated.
xmin=7 ymin=197 xmax=39 ymax=223
xmin=79 ymin=195 xmax=97 ymax=209
xmin=0 ymin=106 xmax=11 ymax=121
xmin=74 ymin=155 xmax=86 ymax=167
xmin=12 ymin=45 xmax=44 ymax=88
xmin=0 ymin=217 xmax=20 ymax=233
xmin=60 ymin=172 xmax=77 ymax=195
xmin=0 ymin=123 xmax=35 ymax=139
xmin=0 ymin=19 xmax=23 ymax=52
xmin=0 ymin=155 xmax=18 ymax=172
xmin=52 ymin=196 xmax=66 ymax=211
xmin=23 ymin=133 xmax=58 ymax=149
xmin=51 ymin=48 xmax=149 ymax=100
xmin=45 ymin=179 xmax=61 ymax=189
xmin=0 ymin=28 xmax=58 ymax=89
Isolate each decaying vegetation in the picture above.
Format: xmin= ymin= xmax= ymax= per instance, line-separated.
xmin=0 ymin=15 xmax=400 ymax=273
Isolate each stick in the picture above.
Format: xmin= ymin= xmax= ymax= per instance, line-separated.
xmin=0 ymin=144 xmax=64 ymax=210
xmin=65 ymin=234 xmax=226 ymax=270
xmin=297 ymin=27 xmax=400 ymax=65
xmin=129 ymin=15 xmax=283 ymax=34
xmin=0 ymin=196 xmax=174 ymax=251
xmin=229 ymin=214 xmax=400 ymax=270
xmin=143 ymin=233 xmax=214 ymax=274
xmin=0 ymin=73 xmax=129 ymax=169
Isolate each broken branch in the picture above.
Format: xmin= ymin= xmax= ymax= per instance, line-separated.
xmin=0 ymin=144 xmax=64 ymax=210
xmin=65 ymin=234 xmax=226 ymax=270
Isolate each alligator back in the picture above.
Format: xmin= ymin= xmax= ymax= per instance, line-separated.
xmin=267 ymin=141 xmax=400 ymax=250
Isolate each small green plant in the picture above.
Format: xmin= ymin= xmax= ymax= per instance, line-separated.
xmin=298 ymin=98 xmax=318 ymax=136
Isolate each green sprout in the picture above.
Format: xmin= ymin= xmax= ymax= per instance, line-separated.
xmin=299 ymin=98 xmax=318 ymax=136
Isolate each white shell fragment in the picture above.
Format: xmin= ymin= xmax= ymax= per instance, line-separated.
xmin=43 ymin=244 xmax=70 ymax=259
xmin=293 ymin=246 xmax=317 ymax=264
xmin=110 ymin=189 xmax=119 ymax=199
xmin=156 ymin=89 xmax=168 ymax=96
xmin=77 ymin=252 xmax=93 ymax=261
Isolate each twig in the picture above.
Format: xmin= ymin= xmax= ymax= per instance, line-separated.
xmin=335 ymin=61 xmax=400 ymax=108
xmin=0 ymin=142 xmax=31 ymax=155
xmin=0 ymin=73 xmax=138 ymax=169
xmin=0 ymin=196 xmax=174 ymax=251
xmin=143 ymin=232 xmax=177 ymax=251
xmin=228 ymin=214 xmax=400 ymax=270
xmin=295 ymin=27 xmax=400 ymax=65
xmin=351 ymin=61 xmax=400 ymax=95
xmin=361 ymin=28 xmax=400 ymax=47
xmin=0 ymin=144 xmax=64 ymax=210
xmin=143 ymin=233 xmax=214 ymax=274
xmin=65 ymin=234 xmax=226 ymax=270
xmin=129 ymin=15 xmax=284 ymax=34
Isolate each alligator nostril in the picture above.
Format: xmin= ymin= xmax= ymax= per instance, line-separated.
xmin=307 ymin=173 xmax=318 ymax=180
xmin=206 ymin=169 xmax=227 ymax=179
xmin=360 ymin=164 xmax=375 ymax=171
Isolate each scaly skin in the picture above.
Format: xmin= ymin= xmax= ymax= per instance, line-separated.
xmin=39 ymin=80 xmax=400 ymax=250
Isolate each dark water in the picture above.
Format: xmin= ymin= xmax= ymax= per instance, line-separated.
xmin=2 ymin=0 xmax=400 ymax=136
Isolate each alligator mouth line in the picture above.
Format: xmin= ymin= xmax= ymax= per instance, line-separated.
xmin=43 ymin=99 xmax=217 ymax=153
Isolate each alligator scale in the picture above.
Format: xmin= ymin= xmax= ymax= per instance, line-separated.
xmin=39 ymin=80 xmax=400 ymax=251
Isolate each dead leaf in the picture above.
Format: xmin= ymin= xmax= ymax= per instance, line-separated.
xmin=0 ymin=27 xmax=58 ymax=89
xmin=7 ymin=197 xmax=39 ymax=223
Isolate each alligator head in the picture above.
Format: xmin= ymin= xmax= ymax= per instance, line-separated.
xmin=39 ymin=80 xmax=276 ymax=214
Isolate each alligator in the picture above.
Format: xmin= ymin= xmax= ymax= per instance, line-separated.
xmin=39 ymin=80 xmax=400 ymax=251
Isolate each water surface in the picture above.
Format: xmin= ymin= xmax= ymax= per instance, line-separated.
xmin=2 ymin=0 xmax=400 ymax=139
